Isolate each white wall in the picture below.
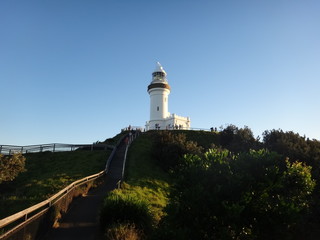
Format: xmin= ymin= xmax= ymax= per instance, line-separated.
xmin=149 ymin=88 xmax=170 ymax=121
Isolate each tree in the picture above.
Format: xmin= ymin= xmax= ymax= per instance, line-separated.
xmin=263 ymin=129 xmax=320 ymax=179
xmin=160 ymin=149 xmax=316 ymax=240
xmin=220 ymin=125 xmax=260 ymax=153
xmin=0 ymin=153 xmax=26 ymax=184
xmin=151 ymin=131 xmax=202 ymax=171
xmin=263 ymin=129 xmax=308 ymax=161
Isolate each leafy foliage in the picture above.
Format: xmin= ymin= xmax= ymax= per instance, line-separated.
xmin=101 ymin=128 xmax=320 ymax=240
xmin=263 ymin=129 xmax=320 ymax=187
xmin=169 ymin=130 xmax=220 ymax=150
xmin=151 ymin=131 xmax=203 ymax=171
xmin=160 ymin=149 xmax=315 ymax=240
xmin=0 ymin=153 xmax=26 ymax=184
xmin=220 ymin=124 xmax=261 ymax=153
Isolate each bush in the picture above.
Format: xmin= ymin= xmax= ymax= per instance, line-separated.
xmin=161 ymin=149 xmax=316 ymax=239
xmin=219 ymin=124 xmax=260 ymax=153
xmin=0 ymin=153 xmax=26 ymax=183
xmin=151 ymin=131 xmax=202 ymax=171
xmin=105 ymin=223 xmax=143 ymax=240
xmin=100 ymin=192 xmax=154 ymax=234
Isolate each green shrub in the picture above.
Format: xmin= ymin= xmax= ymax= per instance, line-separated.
xmin=116 ymin=182 xmax=169 ymax=224
xmin=0 ymin=153 xmax=26 ymax=183
xmin=100 ymin=192 xmax=153 ymax=234
xmin=151 ymin=131 xmax=202 ymax=171
xmin=161 ymin=149 xmax=316 ymax=239
xmin=105 ymin=223 xmax=143 ymax=240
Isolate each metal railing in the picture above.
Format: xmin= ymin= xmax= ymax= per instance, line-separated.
xmin=121 ymin=131 xmax=139 ymax=179
xmin=0 ymin=143 xmax=113 ymax=155
xmin=0 ymin=135 xmax=128 ymax=240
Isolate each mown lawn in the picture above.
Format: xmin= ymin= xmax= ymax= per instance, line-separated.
xmin=0 ymin=149 xmax=111 ymax=219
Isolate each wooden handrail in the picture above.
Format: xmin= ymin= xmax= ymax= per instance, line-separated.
xmin=0 ymin=133 xmax=129 ymax=239
xmin=0 ymin=170 xmax=105 ymax=228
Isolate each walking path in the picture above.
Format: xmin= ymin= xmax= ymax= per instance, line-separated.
xmin=43 ymin=140 xmax=127 ymax=240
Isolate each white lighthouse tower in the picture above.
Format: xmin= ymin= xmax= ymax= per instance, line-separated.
xmin=146 ymin=62 xmax=191 ymax=130
xmin=148 ymin=62 xmax=170 ymax=125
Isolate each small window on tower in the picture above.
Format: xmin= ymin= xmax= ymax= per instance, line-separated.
xmin=157 ymin=106 xmax=159 ymax=111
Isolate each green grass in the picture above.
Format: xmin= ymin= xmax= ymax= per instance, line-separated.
xmin=119 ymin=132 xmax=171 ymax=223
xmin=100 ymin=193 xmax=154 ymax=234
xmin=0 ymin=150 xmax=111 ymax=219
xmin=107 ymin=130 xmax=218 ymax=226
xmin=103 ymin=131 xmax=129 ymax=145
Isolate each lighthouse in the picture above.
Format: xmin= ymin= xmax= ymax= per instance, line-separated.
xmin=146 ymin=62 xmax=191 ymax=130
xmin=148 ymin=62 xmax=170 ymax=122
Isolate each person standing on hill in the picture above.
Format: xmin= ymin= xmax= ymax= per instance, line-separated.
xmin=124 ymin=136 xmax=129 ymax=145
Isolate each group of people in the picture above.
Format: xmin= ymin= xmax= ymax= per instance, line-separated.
xmin=153 ymin=123 xmax=185 ymax=130
xmin=122 ymin=125 xmax=144 ymax=132
xmin=123 ymin=126 xmax=142 ymax=145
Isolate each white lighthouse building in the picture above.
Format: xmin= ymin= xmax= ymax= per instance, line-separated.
xmin=145 ymin=62 xmax=191 ymax=130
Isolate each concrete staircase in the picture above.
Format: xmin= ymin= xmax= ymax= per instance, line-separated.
xmin=44 ymin=140 xmax=128 ymax=240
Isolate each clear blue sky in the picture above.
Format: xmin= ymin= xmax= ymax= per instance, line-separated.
xmin=1 ymin=0 xmax=319 ymax=145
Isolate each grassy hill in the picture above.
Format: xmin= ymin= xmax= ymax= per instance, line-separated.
xmin=107 ymin=130 xmax=221 ymax=224
xmin=0 ymin=149 xmax=111 ymax=219
xmin=124 ymin=132 xmax=172 ymax=222
xmin=99 ymin=130 xmax=221 ymax=238
xmin=3 ymin=128 xmax=319 ymax=239
xmin=0 ymin=132 xmax=130 ymax=220
xmin=102 ymin=129 xmax=320 ymax=240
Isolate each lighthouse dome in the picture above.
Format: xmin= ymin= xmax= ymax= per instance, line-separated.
xmin=151 ymin=62 xmax=168 ymax=84
xmin=148 ymin=62 xmax=170 ymax=91
xmin=154 ymin=62 xmax=167 ymax=75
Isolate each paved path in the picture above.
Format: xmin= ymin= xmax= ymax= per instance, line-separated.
xmin=43 ymin=141 xmax=127 ymax=240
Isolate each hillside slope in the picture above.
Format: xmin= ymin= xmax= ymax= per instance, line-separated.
xmin=0 ymin=150 xmax=111 ymax=219
xmin=103 ymin=129 xmax=320 ymax=240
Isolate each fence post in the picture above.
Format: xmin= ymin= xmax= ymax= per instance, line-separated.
xmin=0 ymin=145 xmax=2 ymax=154
xmin=21 ymin=147 xmax=23 ymax=154
xmin=53 ymin=144 xmax=55 ymax=152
